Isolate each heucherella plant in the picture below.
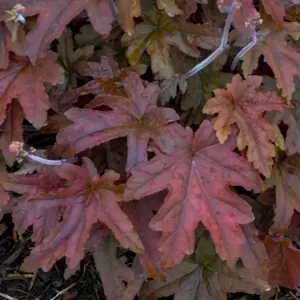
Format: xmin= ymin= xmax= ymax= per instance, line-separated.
xmin=1 ymin=1 xmax=300 ymax=299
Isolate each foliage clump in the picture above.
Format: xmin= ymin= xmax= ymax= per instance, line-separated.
xmin=1 ymin=0 xmax=300 ymax=299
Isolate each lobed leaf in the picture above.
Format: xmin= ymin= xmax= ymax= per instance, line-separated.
xmin=0 ymin=51 xmax=64 ymax=129
xmin=242 ymin=21 xmax=300 ymax=103
xmin=265 ymin=77 xmax=300 ymax=155
xmin=265 ymin=155 xmax=300 ymax=233
xmin=264 ymin=235 xmax=300 ymax=290
xmin=4 ymin=158 xmax=144 ymax=272
xmin=121 ymin=9 xmax=202 ymax=79
xmin=139 ymin=262 xmax=200 ymax=300
xmin=93 ymin=235 xmax=138 ymax=300
xmin=125 ymin=120 xmax=261 ymax=270
xmin=140 ymin=233 xmax=270 ymax=300
xmin=0 ymin=0 xmax=115 ymax=63
xmin=203 ymin=74 xmax=284 ymax=178
xmin=54 ymin=71 xmax=179 ymax=171
xmin=115 ymin=0 xmax=141 ymax=36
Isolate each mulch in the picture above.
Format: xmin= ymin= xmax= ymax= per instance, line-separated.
xmin=0 ymin=213 xmax=289 ymax=300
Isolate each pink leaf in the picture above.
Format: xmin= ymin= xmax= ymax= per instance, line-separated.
xmin=123 ymin=192 xmax=166 ymax=279
xmin=54 ymin=71 xmax=179 ymax=171
xmin=125 ymin=120 xmax=261 ymax=270
xmin=0 ymin=0 xmax=115 ymax=63
xmin=9 ymin=158 xmax=143 ymax=271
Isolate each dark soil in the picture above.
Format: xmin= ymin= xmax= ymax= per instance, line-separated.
xmin=0 ymin=213 xmax=273 ymax=300
xmin=0 ymin=214 xmax=105 ymax=300
xmin=0 ymin=217 xmax=293 ymax=300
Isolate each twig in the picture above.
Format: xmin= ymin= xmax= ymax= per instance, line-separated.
xmin=183 ymin=0 xmax=237 ymax=79
xmin=0 ymin=292 xmax=18 ymax=300
xmin=289 ymin=291 xmax=300 ymax=300
xmin=231 ymin=30 xmax=257 ymax=71
xmin=9 ymin=141 xmax=77 ymax=166
xmin=50 ymin=283 xmax=76 ymax=300
xmin=25 ymin=152 xmax=76 ymax=166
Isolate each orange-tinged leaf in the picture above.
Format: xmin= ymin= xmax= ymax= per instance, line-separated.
xmin=115 ymin=0 xmax=141 ymax=36
xmin=0 ymin=51 xmax=64 ymax=129
xmin=54 ymin=71 xmax=179 ymax=172
xmin=264 ymin=235 xmax=300 ymax=290
xmin=265 ymin=155 xmax=300 ymax=233
xmin=8 ymin=158 xmax=143 ymax=271
xmin=263 ymin=41 xmax=300 ymax=104
xmin=156 ymin=0 xmax=182 ymax=17
xmin=203 ymin=74 xmax=284 ymax=178
xmin=125 ymin=120 xmax=261 ymax=270
xmin=242 ymin=22 xmax=300 ymax=103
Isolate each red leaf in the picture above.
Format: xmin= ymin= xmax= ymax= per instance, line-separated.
xmin=9 ymin=158 xmax=143 ymax=271
xmin=0 ymin=24 xmax=11 ymax=69
xmin=123 ymin=192 xmax=166 ymax=279
xmin=264 ymin=235 xmax=300 ymax=290
xmin=125 ymin=120 xmax=261 ymax=270
xmin=11 ymin=171 xmax=64 ymax=242
xmin=54 ymin=71 xmax=179 ymax=171
xmin=0 ymin=0 xmax=115 ymax=63
xmin=0 ymin=100 xmax=24 ymax=166
xmin=0 ymin=173 xmax=12 ymax=209
xmin=0 ymin=51 xmax=64 ymax=129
